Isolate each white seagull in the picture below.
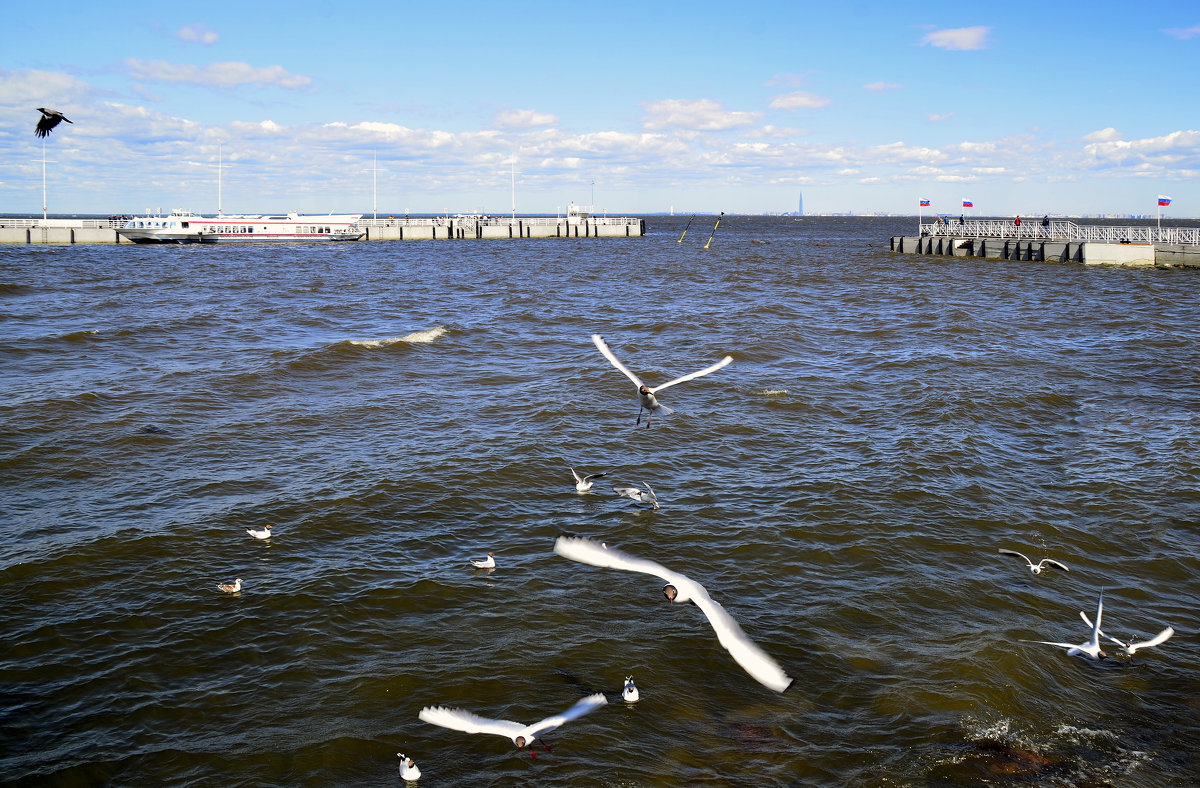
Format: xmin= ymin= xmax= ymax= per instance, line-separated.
xmin=998 ymin=548 xmax=1069 ymax=575
xmin=471 ymin=552 xmax=496 ymax=569
xmin=553 ymin=536 xmax=794 ymax=693
xmin=35 ymin=107 xmax=72 ymax=138
xmin=217 ymin=578 xmax=243 ymax=594
xmin=397 ymin=753 xmax=421 ymax=781
xmin=622 ymin=676 xmax=639 ymax=703
xmin=1025 ymin=590 xmax=1108 ymax=661
xmin=571 ymin=467 xmax=608 ymax=493
xmin=418 ymin=693 xmax=608 ymax=754
xmin=592 ymin=334 xmax=733 ymax=427
xmin=613 ymin=482 xmax=659 ymax=510
xmin=246 ymin=525 xmax=272 ymax=540
xmin=1079 ymin=610 xmax=1174 ymax=661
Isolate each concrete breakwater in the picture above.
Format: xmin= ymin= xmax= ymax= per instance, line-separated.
xmin=891 ymin=235 xmax=1200 ymax=267
xmin=0 ymin=214 xmax=645 ymax=244
xmin=892 ymin=218 xmax=1200 ymax=267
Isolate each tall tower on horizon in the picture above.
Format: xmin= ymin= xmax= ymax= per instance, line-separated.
xmin=797 ymin=192 xmax=803 ymax=216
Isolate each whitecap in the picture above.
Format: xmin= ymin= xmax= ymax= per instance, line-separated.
xmin=759 ymin=388 xmax=789 ymax=396
xmin=348 ymin=326 xmax=448 ymax=347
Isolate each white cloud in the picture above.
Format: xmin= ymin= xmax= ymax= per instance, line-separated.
xmin=864 ymin=81 xmax=902 ymax=92
xmin=744 ymin=125 xmax=811 ymax=139
xmin=928 ymin=112 xmax=953 ymax=122
xmin=177 ymin=24 xmax=219 ymax=45
xmin=1163 ymin=24 xmax=1200 ymax=39
xmin=124 ymin=59 xmax=312 ymax=90
xmin=1083 ymin=127 xmax=1122 ymax=142
xmin=920 ymin=26 xmax=990 ymax=51
xmin=641 ymin=98 xmax=760 ymax=131
xmin=764 ymin=73 xmax=810 ymax=88
xmin=768 ymin=91 xmax=831 ymax=110
xmin=1082 ymin=129 xmax=1200 ymax=162
xmin=493 ymin=109 xmax=559 ymax=129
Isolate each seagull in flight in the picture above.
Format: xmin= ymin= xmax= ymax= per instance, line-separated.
xmin=35 ymin=107 xmax=72 ymax=138
xmin=553 ymin=535 xmax=793 ymax=693
xmin=1024 ymin=590 xmax=1107 ymax=661
xmin=998 ymin=548 xmax=1069 ymax=575
xmin=571 ymin=467 xmax=608 ymax=493
xmin=613 ymin=482 xmax=659 ymax=510
xmin=471 ymin=552 xmax=496 ymax=569
xmin=1079 ymin=609 xmax=1174 ymax=661
xmin=217 ymin=578 xmax=243 ymax=594
xmin=418 ymin=693 xmax=607 ymax=755
xmin=246 ymin=525 xmax=272 ymax=540
xmin=592 ymin=334 xmax=732 ymax=427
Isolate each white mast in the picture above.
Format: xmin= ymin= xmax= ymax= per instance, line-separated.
xmin=218 ymin=144 xmax=223 ymax=217
xmin=373 ymin=150 xmax=378 ymax=221
xmin=510 ymin=155 xmax=516 ymax=223
xmin=42 ymin=139 xmax=47 ymax=221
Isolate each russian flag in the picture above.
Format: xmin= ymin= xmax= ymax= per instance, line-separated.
xmin=962 ymin=200 xmax=973 ymax=208
xmin=920 ymin=199 xmax=931 ymax=207
xmin=1158 ymin=195 xmax=1172 ymax=206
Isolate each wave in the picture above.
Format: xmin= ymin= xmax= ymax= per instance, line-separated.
xmin=345 ymin=325 xmax=448 ymax=348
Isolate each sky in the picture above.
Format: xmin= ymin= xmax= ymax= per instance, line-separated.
xmin=2 ymin=1 xmax=1198 ymax=217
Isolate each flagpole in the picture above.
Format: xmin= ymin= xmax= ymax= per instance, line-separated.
xmin=42 ymin=138 xmax=47 ymax=221
xmin=1157 ymin=196 xmax=1161 ymax=233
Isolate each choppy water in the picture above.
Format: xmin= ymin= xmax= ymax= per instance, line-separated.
xmin=2 ymin=216 xmax=1198 ymax=787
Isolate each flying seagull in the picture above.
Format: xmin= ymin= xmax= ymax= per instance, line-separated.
xmin=998 ymin=548 xmax=1069 ymax=575
xmin=35 ymin=107 xmax=72 ymax=138
xmin=1079 ymin=609 xmax=1174 ymax=661
xmin=592 ymin=334 xmax=732 ymax=427
xmin=418 ymin=693 xmax=607 ymax=754
xmin=571 ymin=467 xmax=608 ymax=493
xmin=553 ymin=535 xmax=793 ymax=693
xmin=1024 ymin=590 xmax=1107 ymax=661
xmin=613 ymin=482 xmax=659 ymax=510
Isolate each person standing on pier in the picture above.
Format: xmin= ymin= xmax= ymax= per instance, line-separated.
xmin=1042 ymin=215 xmax=1050 ymax=236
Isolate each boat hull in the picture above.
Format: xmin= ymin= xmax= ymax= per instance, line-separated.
xmin=118 ymin=211 xmax=364 ymax=243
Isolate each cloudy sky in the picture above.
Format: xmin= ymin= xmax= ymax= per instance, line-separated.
xmin=3 ymin=1 xmax=1198 ymax=217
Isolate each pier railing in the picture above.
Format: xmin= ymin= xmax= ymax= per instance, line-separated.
xmin=355 ymin=215 xmax=641 ymax=228
xmin=921 ymin=219 xmax=1200 ymax=245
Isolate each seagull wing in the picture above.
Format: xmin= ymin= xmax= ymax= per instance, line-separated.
xmin=1089 ymin=591 xmax=1104 ymax=647
xmin=687 ymin=583 xmax=794 ymax=693
xmin=554 ymin=536 xmax=792 ymax=693
xmin=554 ymin=535 xmax=679 ymax=585
xmin=592 ymin=334 xmax=643 ymax=389
xmin=418 ymin=705 xmax=524 ymax=742
xmin=1080 ymin=611 xmax=1118 ymax=645
xmin=523 ymin=693 xmax=608 ymax=741
xmin=1024 ymin=639 xmax=1081 ymax=651
xmin=998 ymin=548 xmax=1032 ymax=567
xmin=1039 ymin=558 xmax=1069 ymax=572
xmin=648 ymin=355 xmax=733 ymax=394
xmin=583 ymin=471 xmax=607 ymax=483
xmin=1127 ymin=626 xmax=1174 ymax=654
xmin=570 ymin=467 xmax=584 ymax=484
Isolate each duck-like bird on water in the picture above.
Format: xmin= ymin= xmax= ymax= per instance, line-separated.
xmin=35 ymin=107 xmax=72 ymax=138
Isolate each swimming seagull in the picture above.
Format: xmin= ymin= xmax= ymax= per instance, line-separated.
xmin=246 ymin=525 xmax=272 ymax=539
xmin=553 ymin=535 xmax=794 ymax=693
xmin=571 ymin=467 xmax=608 ymax=493
xmin=1079 ymin=610 xmax=1174 ymax=661
xmin=397 ymin=753 xmax=421 ymax=781
xmin=217 ymin=578 xmax=243 ymax=594
xmin=592 ymin=334 xmax=733 ymax=427
xmin=622 ymin=676 xmax=639 ymax=703
xmin=418 ymin=693 xmax=607 ymax=755
xmin=998 ymin=548 xmax=1069 ymax=575
xmin=471 ymin=552 xmax=496 ymax=569
xmin=1024 ymin=590 xmax=1107 ymax=661
xmin=613 ymin=482 xmax=659 ymax=510
xmin=35 ymin=107 xmax=72 ymax=138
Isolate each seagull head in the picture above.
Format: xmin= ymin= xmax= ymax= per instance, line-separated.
xmin=514 ymin=735 xmax=527 ymax=749
xmin=639 ymin=385 xmax=651 ymax=394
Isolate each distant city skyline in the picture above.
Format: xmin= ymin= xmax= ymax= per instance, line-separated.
xmin=2 ymin=1 xmax=1198 ymax=217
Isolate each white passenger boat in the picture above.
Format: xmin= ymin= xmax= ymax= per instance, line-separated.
xmin=117 ymin=210 xmax=364 ymax=243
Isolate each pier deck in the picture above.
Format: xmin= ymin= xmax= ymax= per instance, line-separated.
xmin=0 ymin=214 xmax=645 ymax=244
xmin=893 ymin=219 xmax=1200 ymax=268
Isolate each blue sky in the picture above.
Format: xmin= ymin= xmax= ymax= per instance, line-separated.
xmin=3 ymin=1 xmax=1198 ymax=216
